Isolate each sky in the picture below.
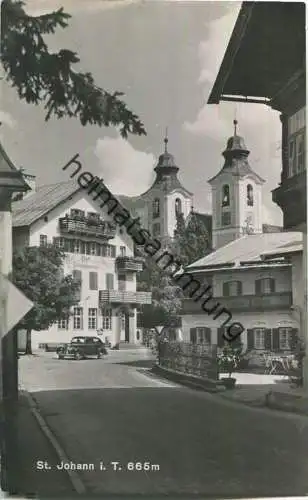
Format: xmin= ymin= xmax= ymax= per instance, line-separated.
xmin=1 ymin=0 xmax=283 ymax=225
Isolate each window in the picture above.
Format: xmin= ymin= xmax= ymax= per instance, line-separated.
xmin=223 ymin=281 xmax=242 ymax=297
xmin=71 ymin=209 xmax=85 ymax=218
xmin=222 ymin=185 xmax=230 ymax=207
xmin=118 ymin=274 xmax=126 ymax=291
xmin=102 ymin=308 xmax=112 ymax=330
xmin=73 ymin=269 xmax=82 ymax=285
xmin=53 ymin=237 xmax=65 ymax=249
xmin=175 ymin=198 xmax=182 ymax=216
xmin=39 ymin=234 xmax=47 ymax=247
xmin=57 ymin=318 xmax=68 ymax=330
xmin=105 ymin=245 xmax=116 ymax=257
xmin=254 ymin=328 xmax=265 ymax=350
xmin=196 ymin=327 xmax=211 ymax=344
xmin=247 ymin=184 xmax=253 ymax=206
xmin=73 ymin=239 xmax=81 ymax=254
xmin=73 ymin=307 xmax=83 ymax=329
xmin=153 ymin=223 xmax=161 ymax=237
xmin=221 ymin=211 xmax=231 ymax=226
xmin=88 ymin=308 xmax=97 ymax=329
xmin=153 ymin=198 xmax=160 ymax=218
xmin=106 ymin=273 xmax=114 ymax=290
xmin=287 ymin=107 xmax=306 ymax=178
xmin=255 ymin=278 xmax=275 ymax=295
xmin=278 ymin=328 xmax=292 ymax=350
xmin=89 ymin=272 xmax=98 ymax=290
xmin=120 ymin=246 xmax=126 ymax=257
xmin=90 ymin=242 xmax=96 ymax=256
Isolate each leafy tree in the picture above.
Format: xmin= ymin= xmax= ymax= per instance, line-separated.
xmin=12 ymin=244 xmax=80 ymax=354
xmin=1 ymin=0 xmax=146 ymax=138
xmin=137 ymin=250 xmax=183 ymax=329
xmin=175 ymin=211 xmax=211 ymax=266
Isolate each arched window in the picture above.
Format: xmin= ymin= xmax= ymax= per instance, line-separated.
xmin=222 ymin=184 xmax=230 ymax=207
xmin=153 ymin=198 xmax=160 ymax=218
xmin=175 ymin=198 xmax=182 ymax=216
xmin=247 ymin=184 xmax=254 ymax=206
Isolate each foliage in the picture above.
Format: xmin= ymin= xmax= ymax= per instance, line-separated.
xmin=1 ymin=0 xmax=146 ymax=137
xmin=137 ymin=248 xmax=183 ymax=328
xmin=174 ymin=211 xmax=211 ymax=266
xmin=12 ymin=244 xmax=80 ymax=334
xmin=217 ymin=344 xmax=243 ymax=378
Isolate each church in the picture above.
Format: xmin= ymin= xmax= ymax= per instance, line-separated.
xmin=180 ymin=121 xmax=302 ymax=357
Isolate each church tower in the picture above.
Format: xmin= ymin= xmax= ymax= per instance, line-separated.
xmin=139 ymin=133 xmax=193 ymax=244
xmin=208 ymin=120 xmax=265 ymax=250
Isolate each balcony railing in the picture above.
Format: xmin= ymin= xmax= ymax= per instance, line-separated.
xmin=99 ymin=290 xmax=152 ymax=305
xmin=181 ymin=292 xmax=292 ymax=314
xmin=116 ymin=256 xmax=143 ymax=272
xmin=59 ymin=217 xmax=116 ymax=239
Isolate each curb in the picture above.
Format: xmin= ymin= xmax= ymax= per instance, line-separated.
xmin=152 ymin=366 xmax=222 ymax=393
xmin=20 ymin=389 xmax=87 ymax=495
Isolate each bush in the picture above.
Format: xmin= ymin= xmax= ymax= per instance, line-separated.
xmin=217 ymin=344 xmax=243 ymax=378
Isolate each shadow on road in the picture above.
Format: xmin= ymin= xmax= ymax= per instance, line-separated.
xmin=113 ymin=359 xmax=155 ymax=368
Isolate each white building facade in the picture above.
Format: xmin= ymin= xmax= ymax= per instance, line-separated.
xmin=12 ymin=180 xmax=151 ymax=349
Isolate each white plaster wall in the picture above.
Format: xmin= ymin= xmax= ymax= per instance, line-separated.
xmin=166 ymin=191 xmax=192 ymax=238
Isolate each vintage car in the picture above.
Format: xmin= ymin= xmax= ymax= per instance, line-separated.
xmin=56 ymin=336 xmax=108 ymax=360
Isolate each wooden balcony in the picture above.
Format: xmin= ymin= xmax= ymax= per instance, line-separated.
xmin=99 ymin=290 xmax=152 ymax=305
xmin=272 ymin=172 xmax=306 ymax=230
xmin=116 ymin=256 xmax=143 ymax=272
xmin=181 ymin=292 xmax=292 ymax=314
xmin=59 ymin=217 xmax=116 ymax=239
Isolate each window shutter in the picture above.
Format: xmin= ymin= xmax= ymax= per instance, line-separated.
xmin=72 ymin=270 xmax=82 ymax=301
xmin=237 ymin=281 xmax=243 ymax=296
xmin=264 ymin=329 xmax=272 ymax=350
xmin=111 ymin=246 xmax=116 ymax=258
xmin=106 ymin=273 xmax=114 ymax=290
xmin=272 ymin=328 xmax=279 ymax=351
xmin=217 ymin=327 xmax=224 ymax=348
xmin=89 ymin=272 xmax=98 ymax=290
xmin=247 ymin=329 xmax=254 ymax=350
xmin=190 ymin=328 xmax=197 ymax=344
xmin=222 ymin=282 xmax=229 ymax=297
xmin=270 ymin=278 xmax=276 ymax=293
xmin=205 ymin=328 xmax=211 ymax=345
xmin=255 ymin=279 xmax=261 ymax=295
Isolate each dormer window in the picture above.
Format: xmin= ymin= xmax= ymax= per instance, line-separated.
xmin=222 ymin=184 xmax=230 ymax=207
xmin=70 ymin=209 xmax=85 ymax=219
xmin=247 ymin=184 xmax=254 ymax=206
xmin=175 ymin=198 xmax=182 ymax=216
xmin=153 ymin=198 xmax=160 ymax=218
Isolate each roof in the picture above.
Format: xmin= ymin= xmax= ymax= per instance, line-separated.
xmin=0 ymin=142 xmax=30 ymax=191
xmin=186 ymin=231 xmax=303 ymax=271
xmin=261 ymin=239 xmax=303 ymax=260
xmin=12 ymin=180 xmax=80 ymax=226
xmin=208 ymin=2 xmax=305 ymax=104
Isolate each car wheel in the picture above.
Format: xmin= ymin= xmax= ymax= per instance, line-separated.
xmin=74 ymin=351 xmax=82 ymax=360
xmin=57 ymin=353 xmax=64 ymax=360
xmin=97 ymin=351 xmax=102 ymax=359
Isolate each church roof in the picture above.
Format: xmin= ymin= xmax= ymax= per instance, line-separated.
xmin=208 ymin=121 xmax=265 ymax=184
xmin=185 ymin=231 xmax=302 ymax=272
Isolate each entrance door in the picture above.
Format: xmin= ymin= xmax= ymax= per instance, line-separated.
xmin=125 ymin=312 xmax=130 ymax=342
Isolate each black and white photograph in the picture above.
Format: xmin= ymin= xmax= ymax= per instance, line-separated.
xmin=0 ymin=0 xmax=306 ymax=497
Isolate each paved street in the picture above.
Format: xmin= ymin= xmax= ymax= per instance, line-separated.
xmin=19 ymin=349 xmax=308 ymax=497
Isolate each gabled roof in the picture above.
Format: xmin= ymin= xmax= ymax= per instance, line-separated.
xmin=0 ymin=142 xmax=30 ymax=191
xmin=12 ymin=180 xmax=80 ymax=227
xmin=207 ymin=2 xmax=305 ymax=104
xmin=186 ymin=231 xmax=302 ymax=272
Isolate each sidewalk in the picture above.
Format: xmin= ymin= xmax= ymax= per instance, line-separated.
xmin=217 ymin=372 xmax=308 ymax=415
xmin=1 ymin=392 xmax=75 ymax=497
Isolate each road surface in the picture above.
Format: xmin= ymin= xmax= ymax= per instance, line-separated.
xmin=19 ymin=349 xmax=308 ymax=497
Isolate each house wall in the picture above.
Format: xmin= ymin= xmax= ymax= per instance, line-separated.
xmin=16 ymin=190 xmax=142 ymax=349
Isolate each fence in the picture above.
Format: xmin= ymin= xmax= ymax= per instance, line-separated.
xmin=158 ymin=341 xmax=218 ymax=381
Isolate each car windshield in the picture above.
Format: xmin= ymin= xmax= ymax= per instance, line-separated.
xmin=71 ymin=337 xmax=85 ymax=343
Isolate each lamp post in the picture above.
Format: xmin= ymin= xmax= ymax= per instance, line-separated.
xmin=0 ymin=141 xmax=29 ymax=493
